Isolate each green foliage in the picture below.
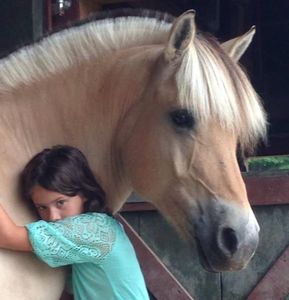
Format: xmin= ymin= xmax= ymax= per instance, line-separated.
xmin=248 ymin=155 xmax=289 ymax=172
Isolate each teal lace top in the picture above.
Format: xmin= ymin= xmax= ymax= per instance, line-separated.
xmin=26 ymin=213 xmax=149 ymax=300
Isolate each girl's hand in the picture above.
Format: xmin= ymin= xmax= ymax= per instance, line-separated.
xmin=0 ymin=204 xmax=32 ymax=251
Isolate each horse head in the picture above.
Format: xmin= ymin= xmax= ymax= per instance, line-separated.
xmin=117 ymin=11 xmax=266 ymax=272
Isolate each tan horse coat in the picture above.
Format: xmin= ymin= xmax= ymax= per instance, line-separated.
xmin=0 ymin=10 xmax=266 ymax=299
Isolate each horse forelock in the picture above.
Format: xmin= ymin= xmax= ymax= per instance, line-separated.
xmin=176 ymin=34 xmax=267 ymax=151
xmin=0 ymin=10 xmax=172 ymax=92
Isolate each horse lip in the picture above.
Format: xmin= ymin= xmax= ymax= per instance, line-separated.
xmin=195 ymin=236 xmax=245 ymax=272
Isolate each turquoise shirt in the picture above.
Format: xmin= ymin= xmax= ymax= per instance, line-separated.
xmin=26 ymin=213 xmax=149 ymax=300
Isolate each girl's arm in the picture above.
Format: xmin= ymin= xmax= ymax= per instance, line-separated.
xmin=0 ymin=204 xmax=32 ymax=251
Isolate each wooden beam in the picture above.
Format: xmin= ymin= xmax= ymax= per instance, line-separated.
xmin=247 ymin=246 xmax=289 ymax=300
xmin=122 ymin=202 xmax=155 ymax=212
xmin=116 ymin=214 xmax=194 ymax=300
xmin=121 ymin=174 xmax=289 ymax=212
xmin=244 ymin=174 xmax=289 ymax=206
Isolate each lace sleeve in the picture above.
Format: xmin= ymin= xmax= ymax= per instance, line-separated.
xmin=25 ymin=213 xmax=116 ymax=267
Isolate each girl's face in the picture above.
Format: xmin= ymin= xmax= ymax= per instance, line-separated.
xmin=31 ymin=185 xmax=86 ymax=221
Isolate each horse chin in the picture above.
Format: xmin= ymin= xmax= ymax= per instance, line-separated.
xmin=195 ymin=238 xmax=218 ymax=273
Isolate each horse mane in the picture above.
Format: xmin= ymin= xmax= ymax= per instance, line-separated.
xmin=0 ymin=9 xmax=173 ymax=92
xmin=0 ymin=8 xmax=266 ymax=150
xmin=176 ymin=33 xmax=267 ymax=151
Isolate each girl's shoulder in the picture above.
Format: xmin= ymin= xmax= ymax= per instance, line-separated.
xmin=76 ymin=212 xmax=115 ymax=221
xmin=64 ymin=212 xmax=118 ymax=228
xmin=26 ymin=212 xmax=118 ymax=267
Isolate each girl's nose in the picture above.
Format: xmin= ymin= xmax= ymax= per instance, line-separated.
xmin=48 ymin=208 xmax=61 ymax=221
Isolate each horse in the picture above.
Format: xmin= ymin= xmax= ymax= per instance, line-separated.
xmin=0 ymin=9 xmax=266 ymax=299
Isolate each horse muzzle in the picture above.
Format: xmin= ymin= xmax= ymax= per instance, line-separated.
xmin=193 ymin=198 xmax=259 ymax=272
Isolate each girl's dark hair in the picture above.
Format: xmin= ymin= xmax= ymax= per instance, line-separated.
xmin=19 ymin=145 xmax=106 ymax=213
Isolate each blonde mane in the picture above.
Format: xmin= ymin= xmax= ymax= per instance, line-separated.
xmin=0 ymin=14 xmax=171 ymax=91
xmin=176 ymin=34 xmax=267 ymax=150
xmin=0 ymin=12 xmax=266 ymax=149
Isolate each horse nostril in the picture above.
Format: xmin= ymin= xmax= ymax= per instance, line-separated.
xmin=220 ymin=227 xmax=238 ymax=256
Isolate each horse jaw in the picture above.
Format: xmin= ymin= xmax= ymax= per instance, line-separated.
xmin=221 ymin=26 xmax=256 ymax=61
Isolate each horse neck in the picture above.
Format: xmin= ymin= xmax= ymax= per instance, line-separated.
xmin=91 ymin=47 xmax=161 ymax=212
xmin=0 ymin=46 xmax=160 ymax=214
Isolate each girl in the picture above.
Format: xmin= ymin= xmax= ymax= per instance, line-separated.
xmin=0 ymin=145 xmax=149 ymax=300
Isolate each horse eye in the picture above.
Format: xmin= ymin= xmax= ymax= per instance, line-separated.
xmin=169 ymin=109 xmax=194 ymax=129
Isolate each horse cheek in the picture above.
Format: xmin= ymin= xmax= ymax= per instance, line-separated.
xmin=123 ymin=125 xmax=166 ymax=200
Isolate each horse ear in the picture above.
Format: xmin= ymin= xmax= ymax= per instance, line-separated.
xmin=221 ymin=26 xmax=256 ymax=61
xmin=164 ymin=10 xmax=196 ymax=62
